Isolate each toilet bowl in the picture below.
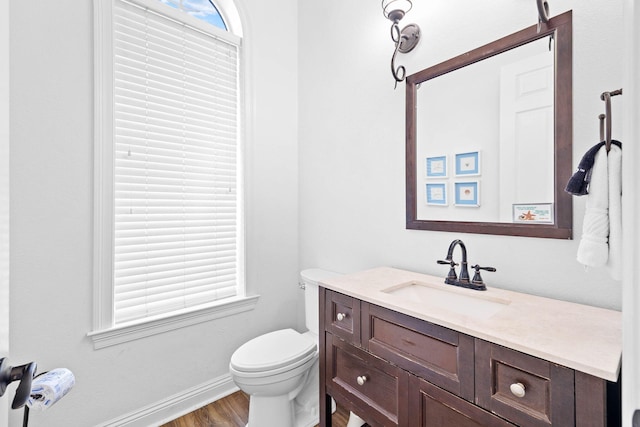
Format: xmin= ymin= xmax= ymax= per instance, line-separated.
xmin=229 ymin=328 xmax=317 ymax=393
xmin=229 ymin=269 xmax=340 ymax=427
xmin=230 ymin=329 xmax=319 ymax=427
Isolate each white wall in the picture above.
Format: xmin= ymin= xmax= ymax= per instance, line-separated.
xmin=8 ymin=0 xmax=299 ymax=425
xmin=0 ymin=0 xmax=9 ymax=424
xmin=622 ymin=0 xmax=640 ymax=424
xmin=5 ymin=0 xmax=631 ymax=425
xmin=299 ymin=0 xmax=625 ymax=310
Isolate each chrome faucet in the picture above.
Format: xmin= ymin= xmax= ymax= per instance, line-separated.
xmin=437 ymin=239 xmax=495 ymax=291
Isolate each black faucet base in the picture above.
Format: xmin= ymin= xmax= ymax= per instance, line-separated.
xmin=444 ymin=278 xmax=487 ymax=291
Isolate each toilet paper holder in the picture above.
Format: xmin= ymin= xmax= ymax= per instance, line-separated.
xmin=2 ymin=358 xmax=76 ymax=427
xmin=0 ymin=357 xmax=37 ymax=410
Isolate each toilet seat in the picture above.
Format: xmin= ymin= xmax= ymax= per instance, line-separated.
xmin=230 ymin=329 xmax=317 ymax=376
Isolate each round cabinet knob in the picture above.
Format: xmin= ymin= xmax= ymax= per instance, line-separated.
xmin=510 ymin=382 xmax=526 ymax=398
xmin=356 ymin=375 xmax=367 ymax=386
xmin=336 ymin=313 xmax=346 ymax=321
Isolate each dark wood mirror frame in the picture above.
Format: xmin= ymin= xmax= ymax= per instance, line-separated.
xmin=406 ymin=11 xmax=572 ymax=239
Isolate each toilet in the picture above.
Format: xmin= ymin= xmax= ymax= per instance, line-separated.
xmin=229 ymin=269 xmax=340 ymax=427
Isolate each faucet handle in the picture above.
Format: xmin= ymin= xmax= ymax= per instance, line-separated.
xmin=437 ymin=259 xmax=458 ymax=283
xmin=472 ymin=265 xmax=496 ymax=272
xmin=471 ymin=265 xmax=496 ymax=285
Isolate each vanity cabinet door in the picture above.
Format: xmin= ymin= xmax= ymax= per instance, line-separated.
xmin=362 ymin=302 xmax=475 ymax=401
xmin=409 ymin=375 xmax=516 ymax=427
xmin=326 ymin=332 xmax=409 ymax=427
xmin=325 ymin=290 xmax=361 ymax=345
xmin=475 ymin=340 xmax=575 ymax=427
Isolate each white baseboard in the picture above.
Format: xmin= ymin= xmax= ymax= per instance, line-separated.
xmin=97 ymin=373 xmax=239 ymax=427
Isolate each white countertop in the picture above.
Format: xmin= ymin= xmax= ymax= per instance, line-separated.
xmin=320 ymin=266 xmax=622 ymax=382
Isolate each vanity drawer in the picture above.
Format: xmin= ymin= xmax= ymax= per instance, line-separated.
xmin=326 ymin=332 xmax=409 ymax=426
xmin=475 ymin=340 xmax=575 ymax=427
xmin=324 ymin=290 xmax=360 ymax=345
xmin=409 ymin=375 xmax=516 ymax=427
xmin=362 ymin=302 xmax=475 ymax=401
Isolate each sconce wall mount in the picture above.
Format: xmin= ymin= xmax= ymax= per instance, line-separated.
xmin=397 ymin=24 xmax=421 ymax=53
xmin=382 ymin=0 xmax=421 ymax=86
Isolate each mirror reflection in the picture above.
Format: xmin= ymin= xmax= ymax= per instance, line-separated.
xmin=417 ymin=37 xmax=554 ymax=223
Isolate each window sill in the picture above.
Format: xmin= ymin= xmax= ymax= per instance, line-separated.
xmin=88 ymin=295 xmax=260 ymax=350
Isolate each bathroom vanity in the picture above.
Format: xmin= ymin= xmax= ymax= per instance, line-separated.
xmin=318 ymin=267 xmax=621 ymax=426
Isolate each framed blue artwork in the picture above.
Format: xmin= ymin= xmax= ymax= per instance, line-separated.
xmin=455 ymin=151 xmax=481 ymax=176
xmin=426 ymin=155 xmax=447 ymax=178
xmin=426 ymin=182 xmax=447 ymax=206
xmin=454 ymin=181 xmax=480 ymax=207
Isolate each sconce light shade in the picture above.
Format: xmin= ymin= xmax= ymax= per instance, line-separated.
xmin=382 ymin=0 xmax=413 ymax=22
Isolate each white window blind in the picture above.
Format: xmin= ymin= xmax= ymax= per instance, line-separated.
xmin=112 ymin=0 xmax=240 ymax=325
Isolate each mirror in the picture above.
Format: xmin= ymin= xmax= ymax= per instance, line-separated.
xmin=406 ymin=11 xmax=572 ymax=239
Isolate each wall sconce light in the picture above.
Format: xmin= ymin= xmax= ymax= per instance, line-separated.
xmin=381 ymin=0 xmax=421 ymax=86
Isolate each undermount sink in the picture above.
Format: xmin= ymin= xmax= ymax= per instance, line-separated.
xmin=381 ymin=281 xmax=510 ymax=319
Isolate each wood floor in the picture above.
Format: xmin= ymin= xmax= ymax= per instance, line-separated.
xmin=160 ymin=391 xmax=353 ymax=427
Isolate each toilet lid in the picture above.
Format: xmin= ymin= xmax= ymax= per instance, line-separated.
xmin=230 ymin=329 xmax=317 ymax=373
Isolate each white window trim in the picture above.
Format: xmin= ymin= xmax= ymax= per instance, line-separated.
xmin=88 ymin=295 xmax=259 ymax=349
xmin=91 ymin=0 xmax=255 ymax=349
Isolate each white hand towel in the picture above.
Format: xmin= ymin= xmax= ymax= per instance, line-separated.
xmin=577 ymin=145 xmax=609 ymax=267
xmin=607 ymin=144 xmax=622 ymax=280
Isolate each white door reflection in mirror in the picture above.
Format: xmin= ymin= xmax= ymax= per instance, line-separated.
xmin=499 ymin=50 xmax=554 ymax=222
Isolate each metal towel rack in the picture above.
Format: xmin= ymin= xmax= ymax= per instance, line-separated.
xmin=600 ymin=88 xmax=623 ymax=152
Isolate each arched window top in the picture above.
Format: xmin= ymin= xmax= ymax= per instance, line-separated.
xmin=159 ymin=0 xmax=227 ymax=30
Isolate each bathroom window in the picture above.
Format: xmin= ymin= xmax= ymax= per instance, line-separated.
xmin=158 ymin=0 xmax=227 ymax=30
xmin=92 ymin=0 xmax=256 ymax=348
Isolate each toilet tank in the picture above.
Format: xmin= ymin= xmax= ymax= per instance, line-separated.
xmin=300 ymin=269 xmax=341 ymax=335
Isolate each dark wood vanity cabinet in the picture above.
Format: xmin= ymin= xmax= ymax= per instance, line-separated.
xmin=326 ymin=333 xmax=409 ymax=426
xmin=324 ymin=288 xmax=361 ymax=344
xmin=475 ymin=340 xmax=575 ymax=426
xmin=362 ymin=302 xmax=475 ymax=402
xmin=319 ymin=288 xmax=620 ymax=427
xmin=410 ymin=376 xmax=516 ymax=427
